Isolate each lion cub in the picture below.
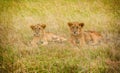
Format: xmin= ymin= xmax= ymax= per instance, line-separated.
xmin=30 ymin=24 xmax=66 ymax=47
xmin=68 ymin=22 xmax=102 ymax=46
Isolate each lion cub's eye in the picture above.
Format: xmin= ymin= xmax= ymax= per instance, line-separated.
xmin=39 ymin=28 xmax=41 ymax=29
xmin=76 ymin=26 xmax=79 ymax=29
xmin=72 ymin=26 xmax=74 ymax=28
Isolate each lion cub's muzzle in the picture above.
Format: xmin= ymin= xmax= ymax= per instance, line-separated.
xmin=34 ymin=29 xmax=41 ymax=37
xmin=71 ymin=27 xmax=80 ymax=35
xmin=72 ymin=30 xmax=79 ymax=36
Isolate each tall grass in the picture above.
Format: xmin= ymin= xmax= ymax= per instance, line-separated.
xmin=0 ymin=0 xmax=120 ymax=73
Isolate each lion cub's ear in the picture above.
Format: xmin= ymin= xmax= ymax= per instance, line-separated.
xmin=68 ymin=22 xmax=73 ymax=27
xmin=79 ymin=23 xmax=84 ymax=27
xmin=41 ymin=24 xmax=46 ymax=29
xmin=30 ymin=25 xmax=35 ymax=30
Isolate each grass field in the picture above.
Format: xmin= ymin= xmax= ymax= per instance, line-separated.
xmin=0 ymin=0 xmax=120 ymax=73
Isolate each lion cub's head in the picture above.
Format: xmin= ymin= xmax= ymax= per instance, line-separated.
xmin=30 ymin=24 xmax=46 ymax=36
xmin=68 ymin=22 xmax=84 ymax=36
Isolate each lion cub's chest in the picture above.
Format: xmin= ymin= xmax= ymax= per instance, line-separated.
xmin=72 ymin=32 xmax=92 ymax=44
xmin=72 ymin=35 xmax=81 ymax=44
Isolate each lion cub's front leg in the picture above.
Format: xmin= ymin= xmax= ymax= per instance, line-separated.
xmin=41 ymin=38 xmax=48 ymax=46
xmin=80 ymin=36 xmax=86 ymax=46
xmin=69 ymin=37 xmax=79 ymax=46
xmin=41 ymin=41 xmax=48 ymax=45
xmin=31 ymin=37 xmax=40 ymax=47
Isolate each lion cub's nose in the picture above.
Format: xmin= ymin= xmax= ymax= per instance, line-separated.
xmin=74 ymin=32 xmax=77 ymax=34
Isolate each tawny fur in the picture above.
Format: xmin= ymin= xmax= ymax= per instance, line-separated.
xmin=68 ymin=22 xmax=102 ymax=46
xmin=30 ymin=24 xmax=66 ymax=47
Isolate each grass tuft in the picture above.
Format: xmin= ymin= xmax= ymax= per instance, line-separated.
xmin=0 ymin=0 xmax=120 ymax=73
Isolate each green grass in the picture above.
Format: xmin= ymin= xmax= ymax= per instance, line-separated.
xmin=0 ymin=0 xmax=120 ymax=73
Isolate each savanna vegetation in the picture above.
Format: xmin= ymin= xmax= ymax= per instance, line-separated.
xmin=0 ymin=0 xmax=120 ymax=73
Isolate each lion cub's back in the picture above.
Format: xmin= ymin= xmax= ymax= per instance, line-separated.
xmin=45 ymin=32 xmax=66 ymax=42
xmin=43 ymin=32 xmax=55 ymax=41
xmin=85 ymin=31 xmax=102 ymax=40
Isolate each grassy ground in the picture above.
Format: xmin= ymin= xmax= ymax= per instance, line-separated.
xmin=0 ymin=0 xmax=120 ymax=73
